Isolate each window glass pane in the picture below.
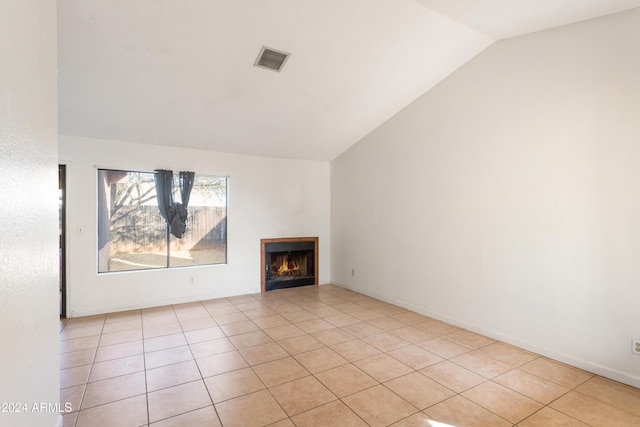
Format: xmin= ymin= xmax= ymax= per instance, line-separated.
xmin=98 ymin=169 xmax=227 ymax=273
xmin=98 ymin=170 xmax=167 ymax=272
xmin=169 ymin=176 xmax=227 ymax=267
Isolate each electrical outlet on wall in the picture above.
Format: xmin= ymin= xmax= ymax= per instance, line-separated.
xmin=633 ymin=339 xmax=640 ymax=355
xmin=189 ymin=276 xmax=197 ymax=286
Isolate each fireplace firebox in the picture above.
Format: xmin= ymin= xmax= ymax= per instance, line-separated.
xmin=261 ymin=237 xmax=318 ymax=292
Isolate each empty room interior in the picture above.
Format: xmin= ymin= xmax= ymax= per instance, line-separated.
xmin=2 ymin=1 xmax=640 ymax=426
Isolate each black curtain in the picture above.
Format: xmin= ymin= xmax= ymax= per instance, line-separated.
xmin=154 ymin=169 xmax=195 ymax=239
xmin=154 ymin=169 xmax=174 ymax=226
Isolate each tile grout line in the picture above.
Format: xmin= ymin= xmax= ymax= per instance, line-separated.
xmin=65 ymin=314 xmax=107 ymax=427
xmin=60 ymin=287 xmax=640 ymax=427
xmin=141 ymin=308 xmax=151 ymax=427
xmin=176 ymin=301 xmax=225 ymax=427
xmin=225 ymin=296 xmax=295 ymax=426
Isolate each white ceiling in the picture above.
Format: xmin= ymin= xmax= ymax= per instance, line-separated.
xmin=57 ymin=0 xmax=640 ymax=161
xmin=415 ymin=0 xmax=640 ymax=39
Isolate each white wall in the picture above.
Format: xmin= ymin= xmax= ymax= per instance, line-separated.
xmin=331 ymin=9 xmax=640 ymax=388
xmin=60 ymin=136 xmax=330 ymax=316
xmin=0 ymin=1 xmax=60 ymax=427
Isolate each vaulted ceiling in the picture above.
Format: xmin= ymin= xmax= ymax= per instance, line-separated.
xmin=57 ymin=0 xmax=640 ymax=161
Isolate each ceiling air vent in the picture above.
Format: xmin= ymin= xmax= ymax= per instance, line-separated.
xmin=254 ymin=46 xmax=290 ymax=72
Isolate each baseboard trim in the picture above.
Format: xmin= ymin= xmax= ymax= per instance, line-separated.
xmin=68 ymin=283 xmax=334 ymax=317
xmin=333 ymin=281 xmax=640 ymax=389
xmin=68 ymin=288 xmax=258 ymax=317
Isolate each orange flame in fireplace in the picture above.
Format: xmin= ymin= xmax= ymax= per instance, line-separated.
xmin=277 ymin=257 xmax=299 ymax=275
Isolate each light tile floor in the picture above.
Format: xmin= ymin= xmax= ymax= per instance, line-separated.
xmin=59 ymin=284 xmax=640 ymax=427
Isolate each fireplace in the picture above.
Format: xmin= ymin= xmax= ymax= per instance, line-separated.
xmin=261 ymin=237 xmax=318 ymax=292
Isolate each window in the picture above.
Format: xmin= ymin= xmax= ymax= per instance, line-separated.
xmin=98 ymin=169 xmax=227 ymax=273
